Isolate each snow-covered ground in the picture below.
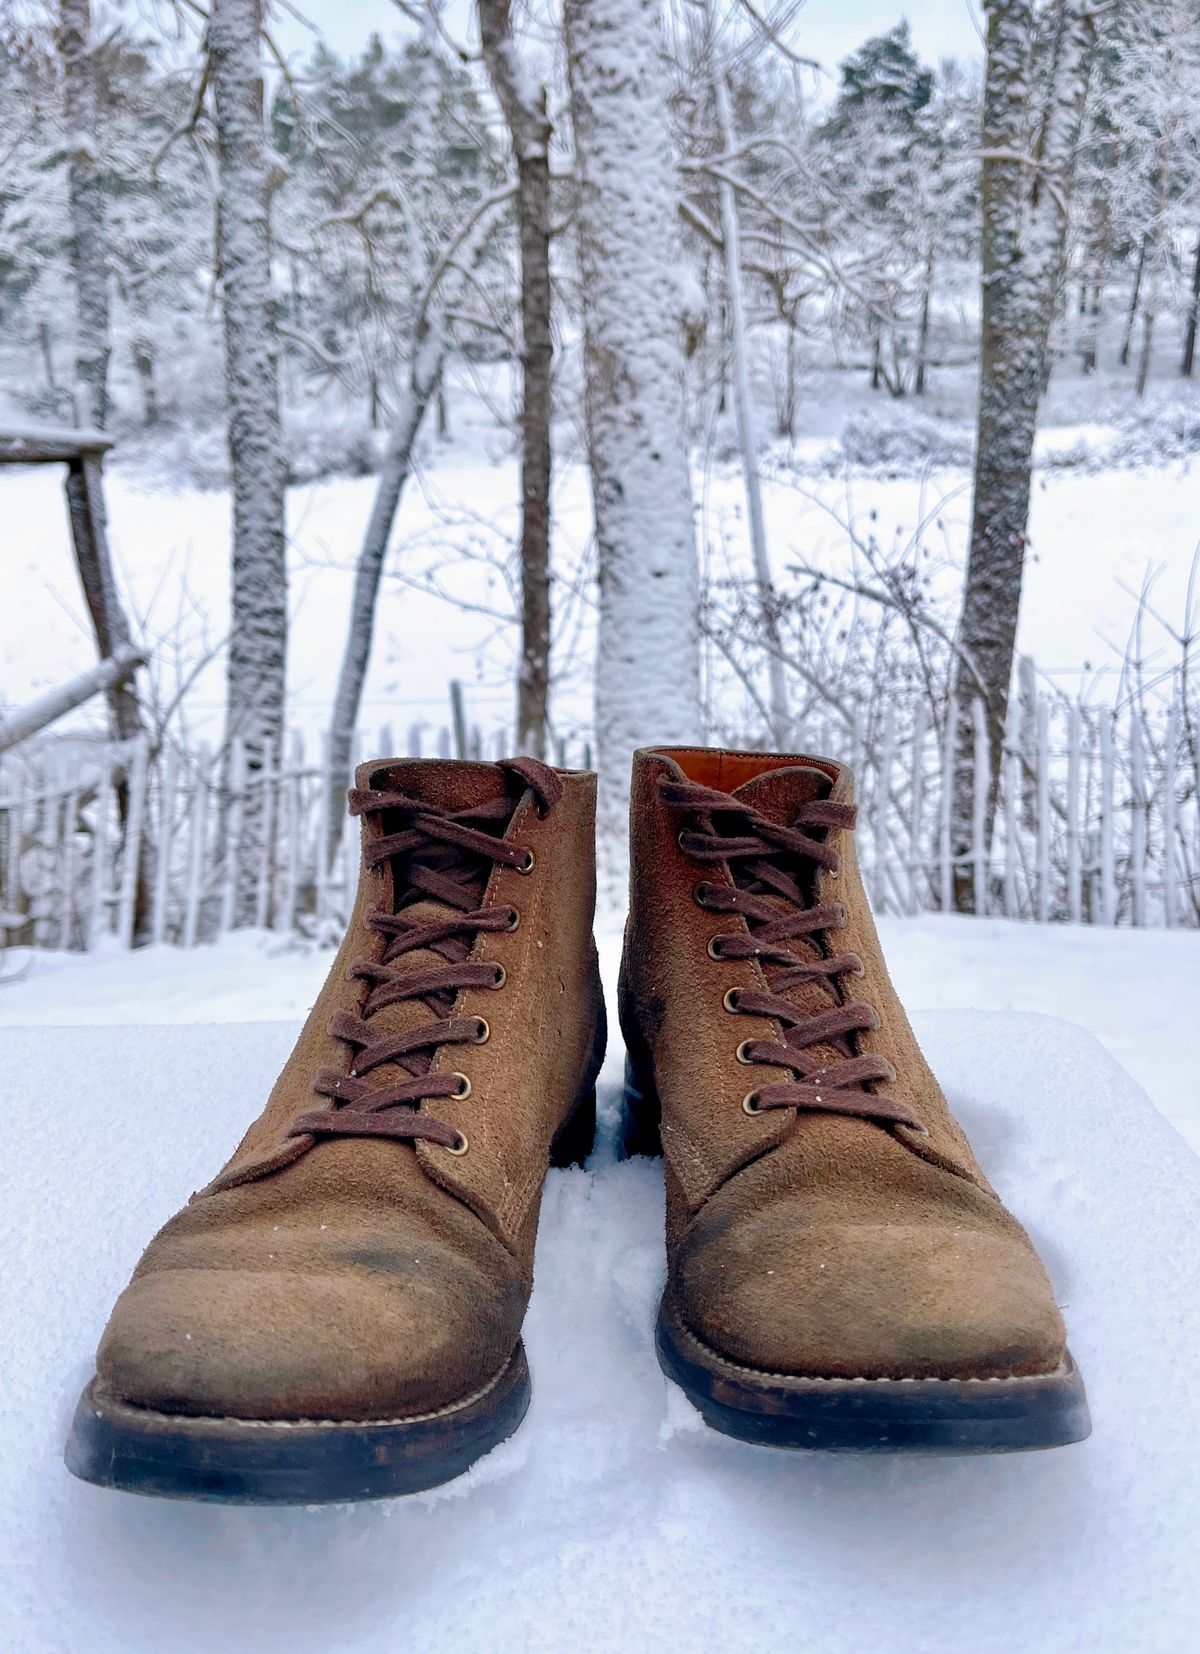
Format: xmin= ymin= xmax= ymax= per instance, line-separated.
xmin=2 ymin=1008 xmax=1196 ymax=1652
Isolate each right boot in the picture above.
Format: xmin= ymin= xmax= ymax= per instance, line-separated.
xmin=65 ymin=756 xmax=605 ymax=1503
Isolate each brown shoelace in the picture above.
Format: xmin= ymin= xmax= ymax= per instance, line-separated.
xmin=662 ymin=776 xmax=924 ymax=1132
xmin=289 ymin=758 xmax=562 ymax=1153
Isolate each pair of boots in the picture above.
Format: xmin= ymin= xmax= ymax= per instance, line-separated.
xmin=66 ymin=746 xmax=1089 ymax=1504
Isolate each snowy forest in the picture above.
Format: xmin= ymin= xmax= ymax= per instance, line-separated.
xmin=3 ymin=0 xmax=1200 ymax=947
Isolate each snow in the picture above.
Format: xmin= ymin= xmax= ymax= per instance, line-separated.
xmin=5 ymin=913 xmax=1197 ymax=1154
xmin=1 ymin=1008 xmax=1197 ymax=1652
xmin=6 ymin=409 xmax=1200 ymax=761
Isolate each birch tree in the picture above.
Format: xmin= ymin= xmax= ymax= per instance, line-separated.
xmin=952 ymin=0 xmax=1096 ymax=909
xmin=210 ymin=0 xmax=288 ymax=922
xmin=479 ymin=0 xmax=554 ymax=761
xmin=57 ymin=0 xmax=110 ymax=428
xmin=565 ymin=0 xmax=702 ymax=872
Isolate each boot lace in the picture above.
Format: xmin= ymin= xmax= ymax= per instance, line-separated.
xmin=662 ymin=777 xmax=924 ymax=1132
xmin=289 ymin=758 xmax=562 ymax=1154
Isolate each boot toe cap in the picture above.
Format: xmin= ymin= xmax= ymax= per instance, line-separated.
xmin=674 ymin=1208 xmax=1067 ymax=1383
xmin=96 ymin=1250 xmax=522 ymax=1422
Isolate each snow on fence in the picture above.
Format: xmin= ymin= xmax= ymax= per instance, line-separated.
xmin=0 ymin=691 xmax=1196 ymax=951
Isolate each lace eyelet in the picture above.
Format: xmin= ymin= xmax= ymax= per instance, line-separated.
xmin=446 ymin=1132 xmax=470 ymax=1156
xmin=470 ymin=1017 xmax=490 ymax=1044
xmin=504 ymin=907 xmax=521 ymax=932
xmin=723 ymin=987 xmax=742 ymax=1013
xmin=881 ymin=1059 xmax=898 ymax=1084
xmin=742 ymin=1091 xmax=763 ymax=1115
xmin=863 ymin=1006 xmax=881 ymax=1033
xmin=490 ymin=964 xmax=507 ymax=989
xmin=735 ymin=1040 xmax=755 ymax=1065
xmin=707 ymin=937 xmax=725 ymax=961
xmin=827 ymin=860 xmax=841 ymax=880
xmin=848 ymin=954 xmax=866 ymax=977
xmin=693 ymin=882 xmax=710 ymax=908
xmin=676 ymin=830 xmax=689 ymax=853
xmin=450 ymin=1072 xmax=472 ymax=1100
xmin=515 ymin=849 xmax=535 ymax=875
xmin=832 ymin=903 xmax=848 ymax=928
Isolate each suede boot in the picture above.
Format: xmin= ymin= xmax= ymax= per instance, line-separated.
xmin=620 ymin=745 xmax=1089 ymax=1453
xmin=66 ymin=757 xmax=605 ymax=1502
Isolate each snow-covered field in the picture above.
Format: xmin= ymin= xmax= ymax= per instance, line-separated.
xmin=2 ymin=1004 xmax=1197 ymax=1653
xmin=7 ymin=376 xmax=1200 ymax=750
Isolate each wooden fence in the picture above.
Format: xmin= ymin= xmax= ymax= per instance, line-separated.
xmin=0 ymin=690 xmax=1196 ymax=951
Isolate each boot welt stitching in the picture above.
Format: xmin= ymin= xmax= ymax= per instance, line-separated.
xmin=666 ymin=1303 xmax=1067 ymax=1386
xmin=90 ymin=1348 xmax=520 ymax=1430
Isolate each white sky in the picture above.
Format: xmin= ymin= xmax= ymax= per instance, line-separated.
xmin=274 ymin=1 xmax=985 ymax=79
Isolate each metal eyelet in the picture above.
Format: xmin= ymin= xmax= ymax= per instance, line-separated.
xmin=490 ymin=964 xmax=507 ymax=989
xmin=446 ymin=1132 xmax=470 ymax=1156
xmin=707 ymin=937 xmax=725 ymax=960
xmin=742 ymin=1091 xmax=763 ymax=1115
xmin=504 ymin=907 xmax=521 ymax=932
xmin=827 ymin=860 xmax=841 ymax=880
xmin=832 ymin=903 xmax=848 ymax=928
xmin=848 ymin=954 xmax=866 ymax=977
xmin=693 ymin=882 xmax=709 ymax=908
xmin=881 ymin=1060 xmax=898 ymax=1084
xmin=515 ymin=849 xmax=535 ymax=875
xmin=470 ymin=1017 xmax=490 ymax=1044
xmin=676 ymin=830 xmax=689 ymax=853
xmin=863 ymin=1006 xmax=881 ymax=1032
xmin=735 ymin=1040 xmax=755 ymax=1065
xmin=723 ymin=987 xmax=742 ymax=1013
xmin=450 ymin=1072 xmax=472 ymax=1100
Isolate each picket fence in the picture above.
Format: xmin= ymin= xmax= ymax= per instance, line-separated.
xmin=0 ymin=692 xmax=1196 ymax=952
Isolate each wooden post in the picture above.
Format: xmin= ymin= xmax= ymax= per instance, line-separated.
xmin=1066 ymin=702 xmax=1082 ymax=923
xmin=150 ymin=744 xmax=180 ymax=946
xmin=971 ymin=698 xmax=989 ymax=917
xmin=1163 ymin=698 xmax=1179 ymax=928
xmin=115 ymin=737 xmax=149 ymax=949
xmin=1130 ymin=714 xmax=1147 ymax=927
xmin=1099 ymin=713 xmax=1117 ymax=925
xmin=1036 ymin=698 xmax=1051 ymax=923
xmin=450 ymin=681 xmax=468 ymax=760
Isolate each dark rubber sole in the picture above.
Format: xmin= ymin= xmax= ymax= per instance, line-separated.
xmin=64 ymin=1346 xmax=531 ymax=1504
xmin=624 ymin=1055 xmax=1092 ymax=1455
xmin=64 ymin=1013 xmax=607 ymax=1505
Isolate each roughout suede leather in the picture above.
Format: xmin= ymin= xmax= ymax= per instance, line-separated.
xmin=95 ymin=759 xmax=603 ymax=1423
xmin=619 ymin=746 xmax=1068 ymax=1383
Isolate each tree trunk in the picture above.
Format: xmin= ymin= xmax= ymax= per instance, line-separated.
xmin=324 ymin=333 xmax=443 ymax=866
xmin=1182 ymin=234 xmax=1200 ymax=378
xmin=479 ymin=0 xmax=554 ymax=763
xmin=58 ymin=0 xmax=111 ymax=430
xmin=565 ymin=0 xmax=702 ymax=885
xmin=712 ymin=62 xmax=788 ymax=745
xmin=210 ymin=0 xmax=289 ymax=925
xmin=133 ymin=336 xmax=159 ymax=424
xmin=915 ymin=245 xmax=935 ymax=395
xmin=952 ymin=0 xmax=1095 ymax=911
xmin=1119 ymin=232 xmax=1148 ymax=368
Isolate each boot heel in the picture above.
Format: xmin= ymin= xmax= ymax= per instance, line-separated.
xmin=621 ymin=1053 xmax=662 ymax=1159
xmin=549 ymin=1086 xmax=597 ymax=1168
xmin=549 ymin=1003 xmax=607 ymax=1170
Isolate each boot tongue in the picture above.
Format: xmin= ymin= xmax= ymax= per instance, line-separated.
xmin=730 ymin=761 xmax=833 ymax=822
xmin=362 ymin=759 xmax=520 ymax=1056
xmin=727 ymin=762 xmax=848 ymax=1059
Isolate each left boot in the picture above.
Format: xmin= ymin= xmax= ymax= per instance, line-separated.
xmin=65 ymin=756 xmax=604 ymax=1502
xmin=620 ymin=745 xmax=1090 ymax=1453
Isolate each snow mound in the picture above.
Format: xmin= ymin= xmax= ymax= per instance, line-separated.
xmin=1 ymin=1013 xmax=1196 ymax=1653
